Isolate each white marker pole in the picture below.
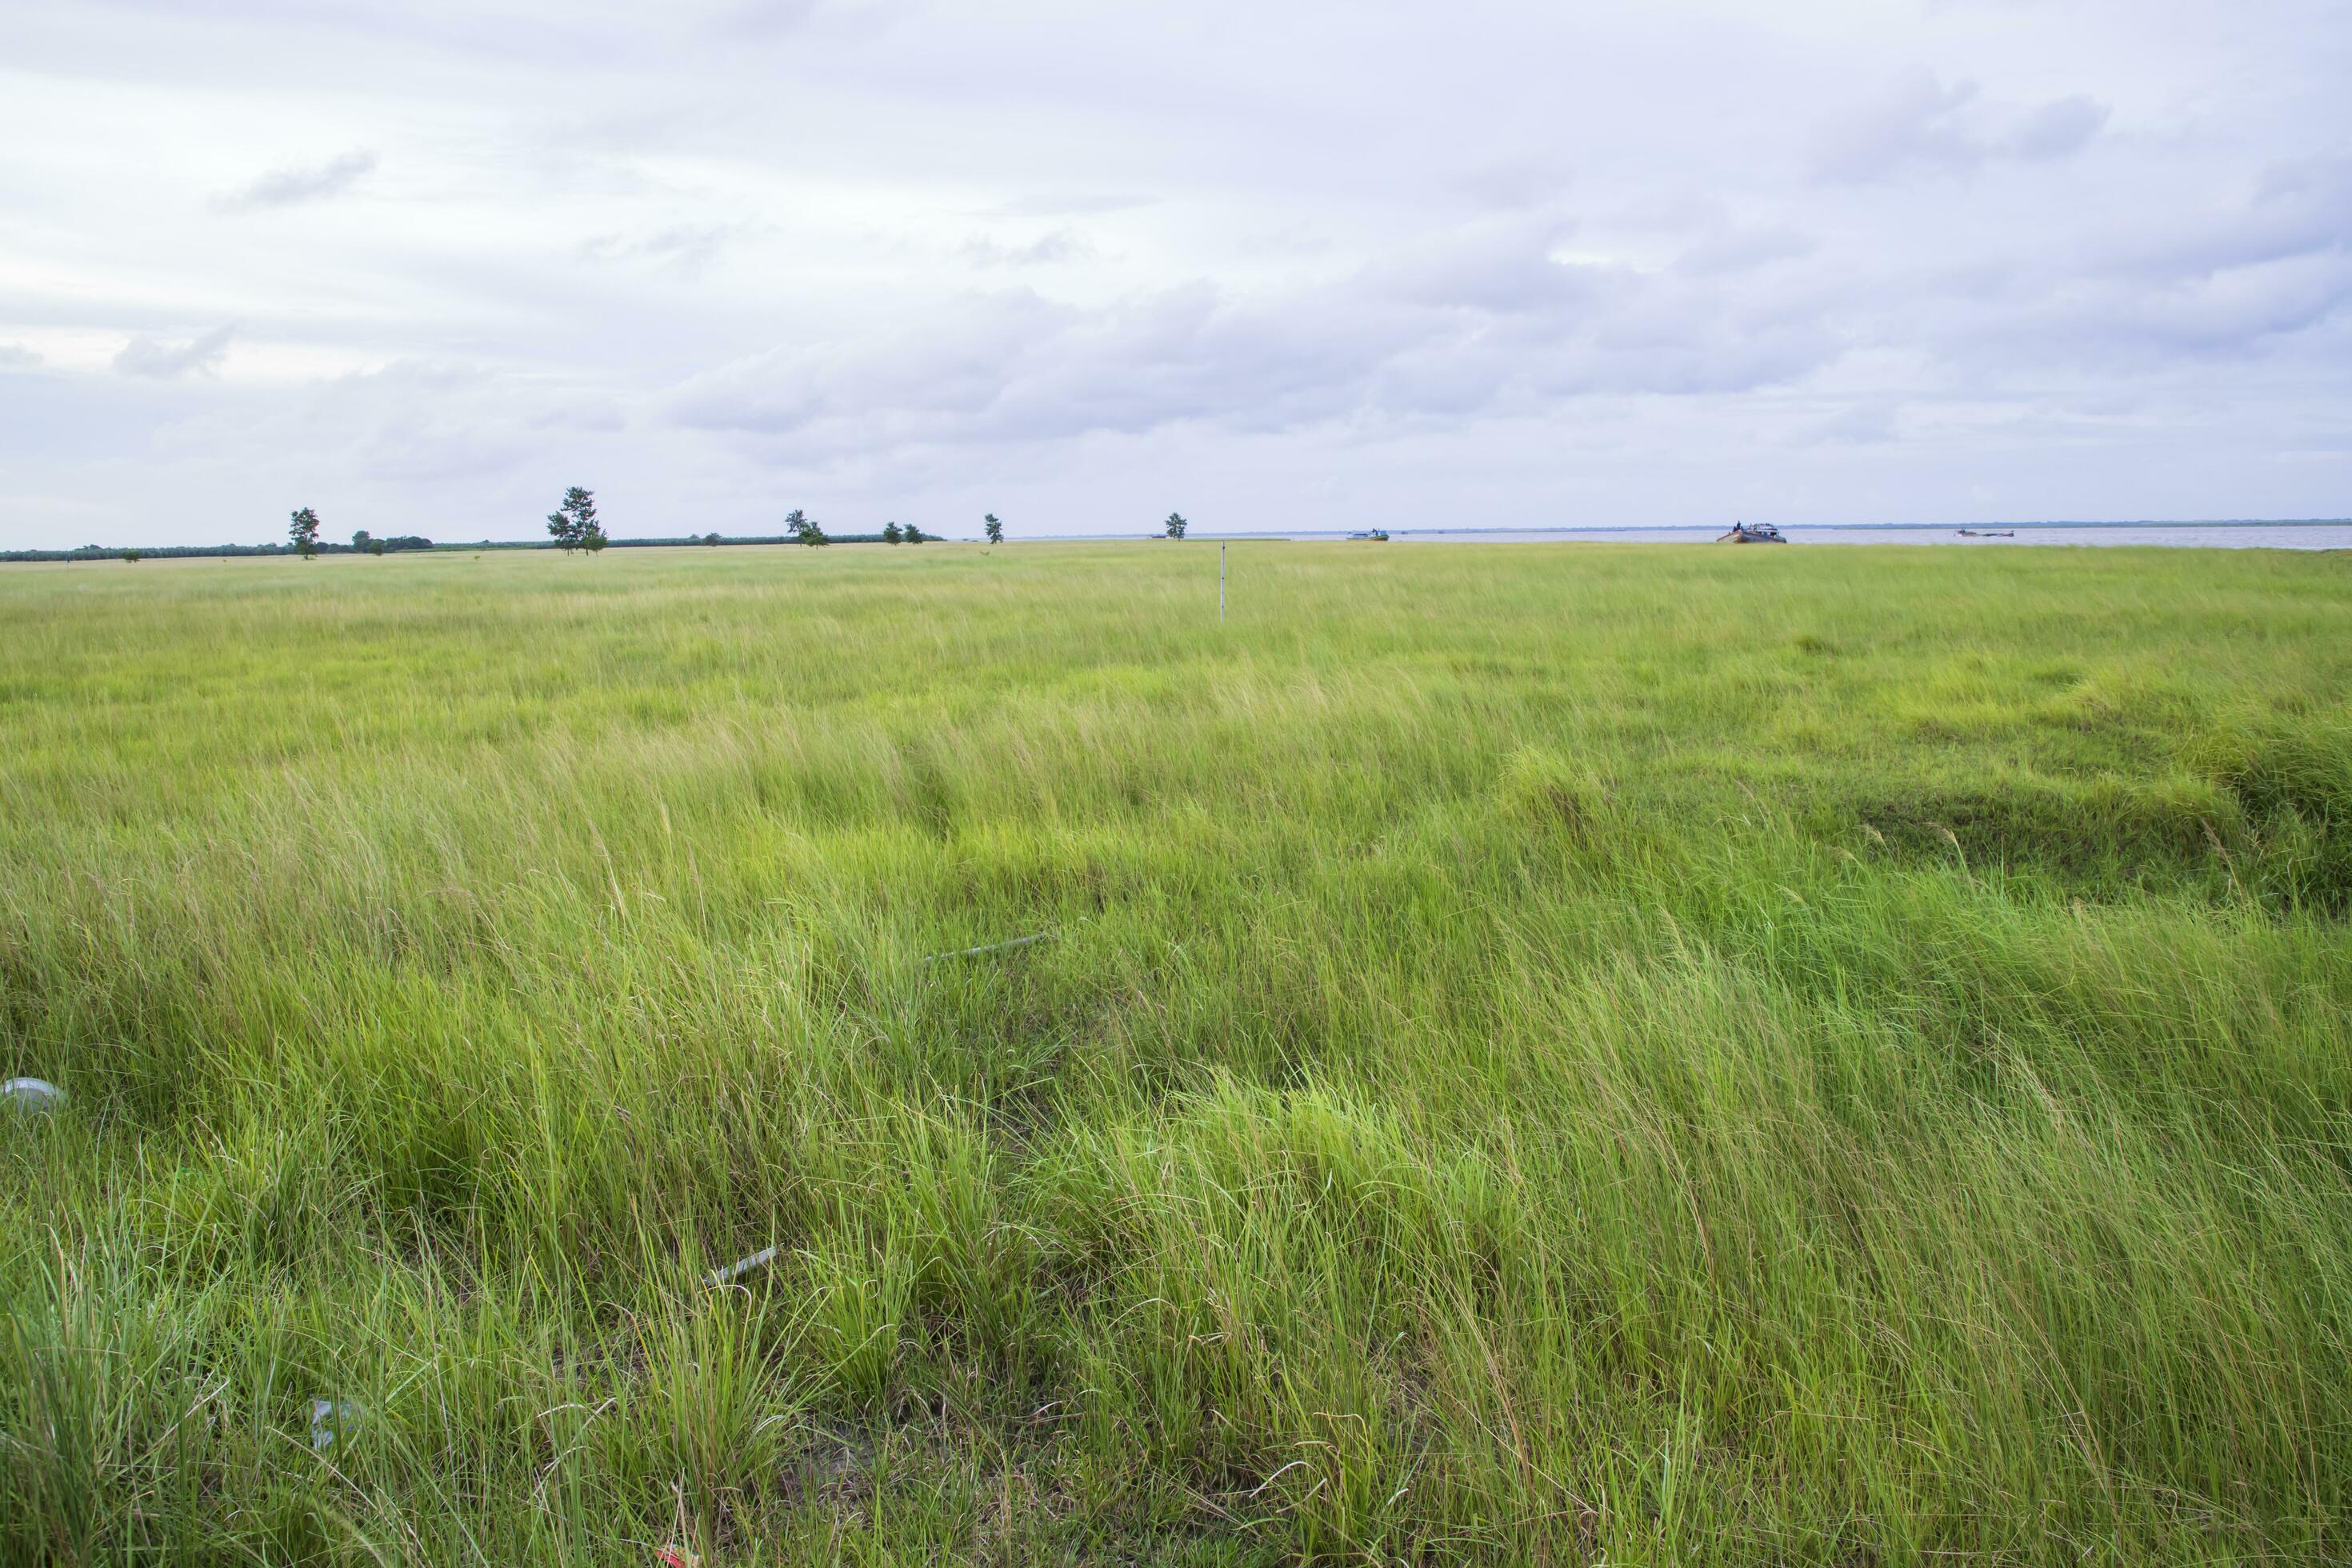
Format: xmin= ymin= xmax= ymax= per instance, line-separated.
xmin=1220 ymin=543 xmax=1226 ymax=623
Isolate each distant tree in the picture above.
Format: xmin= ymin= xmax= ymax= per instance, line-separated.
xmin=122 ymin=549 xmax=141 ymax=563
xmin=547 ymin=487 xmax=603 ymax=554
xmin=289 ymin=506 xmax=322 ymax=558
xmin=802 ymin=521 xmax=829 ymax=546
xmin=983 ymin=513 xmax=1003 ymax=544
xmin=785 ymin=509 xmax=808 ymax=538
xmin=368 ymin=539 xmax=386 ymax=556
xmin=1164 ymin=511 xmax=1188 ymax=540
xmin=883 ymin=521 xmax=903 ymax=545
xmin=903 ymin=522 xmax=926 ymax=544
xmin=350 ymin=529 xmax=372 ymax=551
xmin=382 ymin=535 xmax=433 ymax=552
xmin=704 ymin=532 xmax=722 ymax=547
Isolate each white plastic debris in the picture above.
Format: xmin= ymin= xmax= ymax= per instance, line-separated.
xmin=310 ymin=1398 xmax=363 ymax=1453
xmin=705 ymin=1244 xmax=782 ymax=1288
xmin=2 ymin=1078 xmax=63 ymax=1114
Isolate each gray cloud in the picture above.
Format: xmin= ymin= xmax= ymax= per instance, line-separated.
xmin=981 ymin=193 xmax=1154 ymax=219
xmin=1451 ymin=154 xmax=1575 ymax=211
xmin=1985 ymin=254 xmax=2352 ymax=369
xmin=1677 ymin=226 xmax=1818 ymax=277
xmin=1912 ymin=163 xmax=2352 ymax=370
xmin=1371 ymin=218 xmax=1598 ymax=314
xmin=962 ymin=229 xmax=1098 ymax=268
xmin=1808 ymin=70 xmax=1982 ymax=182
xmin=576 ymin=222 xmax=754 ymax=274
xmin=666 ymin=220 xmax=1841 ymax=456
xmin=2009 ymin=95 xmax=2109 ymax=160
xmin=1799 ymin=403 xmax=1902 ymax=446
xmin=717 ymin=0 xmax=920 ymax=41
xmin=113 ymin=326 xmax=234 ymax=379
xmin=2090 ymin=159 xmax=2352 ymax=293
xmin=149 ymin=358 xmax=630 ymax=492
xmin=0 ymin=345 xmax=44 ymax=370
xmin=213 ymin=150 xmax=378 ymax=212
xmin=1810 ymin=70 xmax=2109 ymax=183
xmin=720 ymin=0 xmax=818 ymax=33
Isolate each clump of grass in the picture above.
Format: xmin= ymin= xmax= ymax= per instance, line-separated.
xmin=1497 ymin=743 xmax=1622 ymax=853
xmin=2 ymin=542 xmax=2349 ymax=1562
xmin=2198 ymin=718 xmax=2352 ymax=910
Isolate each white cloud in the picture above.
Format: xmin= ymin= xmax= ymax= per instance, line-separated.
xmin=113 ymin=326 xmax=234 ymax=379
xmin=211 ymin=150 xmax=378 ymax=212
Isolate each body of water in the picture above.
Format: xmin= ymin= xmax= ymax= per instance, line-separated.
xmin=1378 ymin=522 xmax=2352 ymax=549
xmin=886 ymin=522 xmax=2352 ymax=547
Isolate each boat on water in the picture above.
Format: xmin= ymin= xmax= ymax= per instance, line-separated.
xmin=1718 ymin=522 xmax=1786 ymax=544
xmin=1957 ymin=529 xmax=2016 ymax=538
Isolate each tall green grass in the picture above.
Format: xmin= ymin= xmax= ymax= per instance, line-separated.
xmin=2 ymin=542 xmax=2347 ymax=1563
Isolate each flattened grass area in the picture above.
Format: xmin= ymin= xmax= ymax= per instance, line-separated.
xmin=3 ymin=542 xmax=2349 ymax=1565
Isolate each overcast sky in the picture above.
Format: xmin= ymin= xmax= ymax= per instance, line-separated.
xmin=2 ymin=0 xmax=2346 ymax=546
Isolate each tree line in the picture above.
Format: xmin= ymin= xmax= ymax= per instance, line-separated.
xmin=4 ymin=490 xmax=1209 ymax=563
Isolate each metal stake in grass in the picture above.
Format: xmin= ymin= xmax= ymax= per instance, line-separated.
xmin=1220 ymin=543 xmax=1226 ymax=623
xmin=924 ymin=931 xmax=1054 ymax=963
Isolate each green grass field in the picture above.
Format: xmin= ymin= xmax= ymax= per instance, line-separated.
xmin=4 ymin=542 xmax=2349 ymax=1565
